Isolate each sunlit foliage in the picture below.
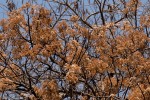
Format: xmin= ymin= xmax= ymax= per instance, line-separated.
xmin=0 ymin=0 xmax=150 ymax=100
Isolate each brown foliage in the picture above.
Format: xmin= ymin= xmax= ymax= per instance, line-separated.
xmin=0 ymin=0 xmax=150 ymax=100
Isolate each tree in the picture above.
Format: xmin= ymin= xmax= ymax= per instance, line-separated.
xmin=0 ymin=0 xmax=150 ymax=100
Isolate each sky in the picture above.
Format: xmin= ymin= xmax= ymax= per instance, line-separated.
xmin=0 ymin=0 xmax=43 ymax=19
xmin=0 ymin=0 xmax=148 ymax=19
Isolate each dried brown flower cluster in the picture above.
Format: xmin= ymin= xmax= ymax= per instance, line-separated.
xmin=0 ymin=0 xmax=150 ymax=100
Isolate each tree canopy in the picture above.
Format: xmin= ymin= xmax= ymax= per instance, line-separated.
xmin=0 ymin=0 xmax=150 ymax=100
